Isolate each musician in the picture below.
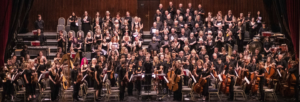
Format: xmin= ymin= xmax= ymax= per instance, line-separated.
xmin=227 ymin=64 xmax=236 ymax=101
xmin=69 ymin=12 xmax=79 ymax=33
xmin=37 ymin=58 xmax=47 ymax=91
xmin=49 ymin=61 xmax=62 ymax=101
xmin=119 ymin=62 xmax=127 ymax=100
xmin=288 ymin=61 xmax=299 ymax=101
xmin=81 ymin=11 xmax=91 ymax=36
xmin=2 ymin=68 xmax=14 ymax=101
xmin=35 ymin=14 xmax=44 ymax=33
xmin=127 ymin=63 xmax=135 ymax=96
xmin=21 ymin=45 xmax=29 ymax=58
xmin=173 ymin=60 xmax=183 ymax=101
xmin=143 ymin=56 xmax=153 ymax=92
xmin=224 ymin=10 xmax=234 ymax=30
xmin=85 ymin=32 xmax=93 ymax=52
xmin=135 ymin=60 xmax=143 ymax=94
xmin=167 ymin=2 xmax=175 ymax=18
xmin=197 ymin=4 xmax=205 ymax=21
xmin=94 ymin=62 xmax=103 ymax=100
xmin=275 ymin=54 xmax=287 ymax=72
xmin=253 ymin=48 xmax=262 ymax=63
xmin=257 ymin=62 xmax=265 ymax=101
xmin=249 ymin=17 xmax=257 ymax=39
xmin=235 ymin=22 xmax=245 ymax=52
xmin=71 ymin=62 xmax=80 ymax=101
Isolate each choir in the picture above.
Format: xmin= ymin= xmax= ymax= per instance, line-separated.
xmin=1 ymin=2 xmax=298 ymax=102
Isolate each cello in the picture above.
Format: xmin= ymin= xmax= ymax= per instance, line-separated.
xmin=264 ymin=63 xmax=275 ymax=87
xmin=251 ymin=71 xmax=260 ymax=94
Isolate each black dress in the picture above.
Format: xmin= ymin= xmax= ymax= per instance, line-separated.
xmin=173 ymin=68 xmax=182 ymax=101
xmin=127 ymin=68 xmax=134 ymax=95
xmin=86 ymin=37 xmax=93 ymax=52
xmin=70 ymin=16 xmax=79 ymax=33
xmin=24 ymin=69 xmax=34 ymax=95
xmin=81 ymin=16 xmax=91 ymax=36
xmin=67 ymin=37 xmax=74 ymax=52
xmin=49 ymin=68 xmax=61 ymax=101
xmin=201 ymin=68 xmax=210 ymax=96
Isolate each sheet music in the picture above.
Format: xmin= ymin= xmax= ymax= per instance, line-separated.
xmin=81 ymin=74 xmax=88 ymax=81
xmin=244 ymin=77 xmax=250 ymax=84
xmin=218 ymin=74 xmax=223 ymax=81
xmin=151 ymin=29 xmax=156 ymax=33
xmin=210 ymin=73 xmax=215 ymax=79
xmin=191 ymin=75 xmax=197 ymax=83
xmin=129 ymin=75 xmax=133 ymax=82
xmin=103 ymin=74 xmax=107 ymax=82
xmin=163 ymin=76 xmax=169 ymax=83
xmin=235 ymin=70 xmax=239 ymax=78
xmin=183 ymin=69 xmax=189 ymax=76
xmin=277 ymin=69 xmax=282 ymax=77
xmin=152 ymin=74 xmax=156 ymax=78
xmin=38 ymin=74 xmax=43 ymax=82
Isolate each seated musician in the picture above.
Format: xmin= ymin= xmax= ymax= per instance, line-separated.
xmin=38 ymin=51 xmax=47 ymax=64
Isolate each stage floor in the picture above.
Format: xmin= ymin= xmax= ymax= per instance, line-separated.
xmin=4 ymin=90 xmax=298 ymax=102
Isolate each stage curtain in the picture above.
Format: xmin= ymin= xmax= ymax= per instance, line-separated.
xmin=0 ymin=0 xmax=13 ymax=66
xmin=286 ymin=0 xmax=299 ymax=59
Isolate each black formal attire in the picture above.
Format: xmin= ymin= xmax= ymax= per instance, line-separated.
xmin=289 ymin=66 xmax=299 ymax=101
xmin=81 ymin=16 xmax=91 ymax=36
xmin=258 ymin=68 xmax=265 ymax=100
xmin=173 ymin=68 xmax=182 ymax=101
xmin=143 ymin=61 xmax=153 ymax=92
xmin=49 ymin=68 xmax=61 ymax=101
xmin=70 ymin=16 xmax=79 ymax=33
xmin=71 ymin=68 xmax=80 ymax=99
xmin=119 ymin=67 xmax=126 ymax=100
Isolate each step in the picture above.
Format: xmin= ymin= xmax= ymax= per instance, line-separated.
xmin=142 ymin=39 xmax=152 ymax=45
xmin=17 ymin=32 xmax=57 ymax=40
xmin=45 ymin=39 xmax=58 ymax=46
xmin=142 ymin=31 xmax=152 ymax=39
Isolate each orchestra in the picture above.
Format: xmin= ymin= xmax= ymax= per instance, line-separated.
xmin=1 ymin=3 xmax=299 ymax=102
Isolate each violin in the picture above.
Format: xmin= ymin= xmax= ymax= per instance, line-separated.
xmin=31 ymin=65 xmax=40 ymax=84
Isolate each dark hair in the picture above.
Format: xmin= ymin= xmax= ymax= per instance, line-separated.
xmin=74 ymin=62 xmax=79 ymax=67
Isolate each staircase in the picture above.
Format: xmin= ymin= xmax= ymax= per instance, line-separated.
xmin=15 ymin=32 xmax=58 ymax=61
xmin=141 ymin=31 xmax=152 ymax=49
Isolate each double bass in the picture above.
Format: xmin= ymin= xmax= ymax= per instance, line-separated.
xmin=167 ymin=62 xmax=180 ymax=92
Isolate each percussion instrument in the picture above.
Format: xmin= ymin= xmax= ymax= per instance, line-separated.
xmin=262 ymin=32 xmax=272 ymax=37
xmin=249 ymin=41 xmax=262 ymax=53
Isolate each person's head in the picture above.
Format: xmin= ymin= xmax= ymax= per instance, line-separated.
xmin=38 ymin=14 xmax=42 ymax=20
xmin=126 ymin=11 xmax=130 ymax=16
xmin=169 ymin=1 xmax=173 ymax=6
xmin=198 ymin=4 xmax=202 ymax=9
xmin=105 ymin=11 xmax=110 ymax=16
xmin=156 ymin=16 xmax=161 ymax=21
xmin=159 ymin=4 xmax=163 ymax=9
xmin=179 ymin=3 xmax=182 ymax=8
xmin=228 ymin=10 xmax=232 ymax=15
xmin=156 ymin=9 xmax=160 ymax=14
xmin=84 ymin=11 xmax=88 ymax=16
xmin=213 ymin=53 xmax=217 ymax=59
xmin=179 ymin=51 xmax=184 ymax=57
xmin=251 ymin=17 xmax=255 ymax=21
xmin=257 ymin=11 xmax=260 ymax=16
xmin=179 ymin=16 xmax=183 ymax=21
xmin=146 ymin=56 xmax=150 ymax=62
xmin=186 ymin=9 xmax=190 ymax=13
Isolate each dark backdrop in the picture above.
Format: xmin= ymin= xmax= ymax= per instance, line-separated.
xmin=27 ymin=0 xmax=271 ymax=32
